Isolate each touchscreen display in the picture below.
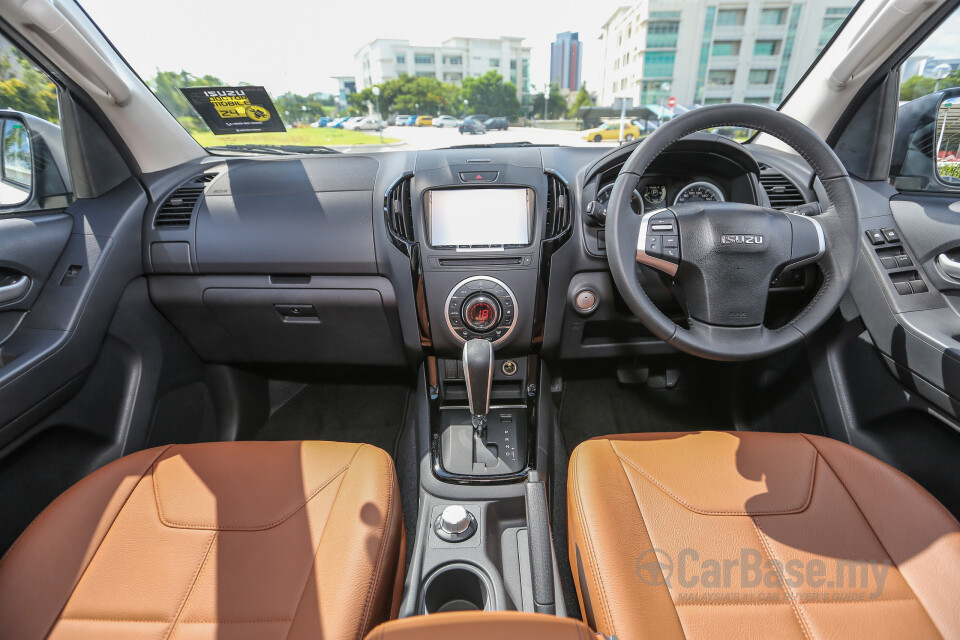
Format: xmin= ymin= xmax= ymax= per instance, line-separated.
xmin=428 ymin=188 xmax=530 ymax=247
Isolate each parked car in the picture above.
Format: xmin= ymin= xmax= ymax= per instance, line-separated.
xmin=394 ymin=114 xmax=411 ymax=126
xmin=346 ymin=116 xmax=387 ymax=131
xmin=325 ymin=116 xmax=350 ymax=128
xmin=581 ymin=121 xmax=641 ymax=142
xmin=483 ymin=117 xmax=508 ymax=131
xmin=463 ymin=114 xmax=490 ymax=124
xmin=341 ymin=116 xmax=367 ymax=130
xmin=310 ymin=117 xmax=332 ymax=128
xmin=403 ymin=115 xmax=417 ymax=126
xmin=458 ymin=118 xmax=486 ymax=134
xmin=415 ymin=115 xmax=433 ymax=126
xmin=433 ymin=115 xmax=459 ymax=128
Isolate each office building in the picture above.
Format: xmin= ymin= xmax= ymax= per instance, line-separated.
xmin=599 ymin=0 xmax=854 ymax=107
xmin=550 ymin=31 xmax=583 ymax=92
xmin=355 ymin=37 xmax=532 ymax=100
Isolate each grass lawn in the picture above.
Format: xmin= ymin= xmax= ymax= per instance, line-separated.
xmin=190 ymin=127 xmax=398 ymax=148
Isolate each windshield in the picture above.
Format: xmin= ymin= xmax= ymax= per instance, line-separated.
xmin=80 ymin=0 xmax=856 ymax=154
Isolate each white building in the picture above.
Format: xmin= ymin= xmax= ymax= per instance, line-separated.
xmin=355 ymin=37 xmax=532 ymax=100
xmin=598 ymin=0 xmax=854 ymax=108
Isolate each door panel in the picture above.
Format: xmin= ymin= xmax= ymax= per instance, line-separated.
xmin=0 ymin=179 xmax=147 ymax=444
xmin=0 ymin=213 xmax=72 ymax=312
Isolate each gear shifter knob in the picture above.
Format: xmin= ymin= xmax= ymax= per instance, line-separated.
xmin=463 ymin=339 xmax=493 ymax=433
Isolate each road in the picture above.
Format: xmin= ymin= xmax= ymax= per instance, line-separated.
xmin=359 ymin=124 xmax=626 ymax=151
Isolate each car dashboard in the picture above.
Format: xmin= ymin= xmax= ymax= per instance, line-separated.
xmin=142 ymin=133 xmax=821 ymax=374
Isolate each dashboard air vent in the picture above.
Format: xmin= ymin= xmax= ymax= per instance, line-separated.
xmin=758 ymin=165 xmax=805 ymax=210
xmin=545 ymin=174 xmax=571 ymax=239
xmin=154 ymin=176 xmax=212 ymax=228
xmin=385 ymin=175 xmax=415 ymax=251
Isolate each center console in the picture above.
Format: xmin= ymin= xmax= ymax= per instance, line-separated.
xmin=386 ymin=148 xmax=572 ymax=619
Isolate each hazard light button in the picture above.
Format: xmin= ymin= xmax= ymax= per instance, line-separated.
xmin=459 ymin=171 xmax=499 ymax=183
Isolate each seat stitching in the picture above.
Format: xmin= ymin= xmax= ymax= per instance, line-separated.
xmin=154 ymin=461 xmax=351 ymax=531
xmin=283 ymin=443 xmax=363 ymax=640
xmin=613 ymin=447 xmax=689 ymax=640
xmin=40 ymin=445 xmax=174 ymax=640
xmin=609 ymin=440 xmax=817 ymax=515
xmin=356 ymin=445 xmax=398 ymax=639
xmin=798 ymin=435 xmax=941 ymax=632
xmin=59 ymin=618 xmax=293 ymax=623
xmin=570 ymin=445 xmax=616 ymax=635
xmin=751 ymin=517 xmax=813 ymax=640
xmin=163 ymin=530 xmax=217 ymax=640
xmin=674 ymin=596 xmax=923 ymax=607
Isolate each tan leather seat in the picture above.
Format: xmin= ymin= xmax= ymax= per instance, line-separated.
xmin=568 ymin=431 xmax=960 ymax=640
xmin=364 ymin=611 xmax=595 ymax=640
xmin=0 ymin=440 xmax=405 ymax=640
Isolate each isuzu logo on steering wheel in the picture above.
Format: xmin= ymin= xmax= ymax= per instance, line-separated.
xmin=721 ymin=234 xmax=764 ymax=245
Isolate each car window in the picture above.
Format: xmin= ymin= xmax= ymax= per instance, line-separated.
xmin=81 ymin=0 xmax=858 ymax=154
xmin=0 ymin=33 xmax=68 ymax=209
xmin=895 ymin=8 xmax=960 ymax=190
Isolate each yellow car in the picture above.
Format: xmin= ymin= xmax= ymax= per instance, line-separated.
xmin=582 ymin=121 xmax=641 ymax=142
xmin=415 ymin=115 xmax=433 ymax=127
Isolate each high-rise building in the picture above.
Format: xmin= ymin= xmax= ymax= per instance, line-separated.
xmin=598 ymin=1 xmax=854 ymax=108
xmin=354 ymin=37 xmax=532 ymax=101
xmin=550 ymin=31 xmax=583 ymax=92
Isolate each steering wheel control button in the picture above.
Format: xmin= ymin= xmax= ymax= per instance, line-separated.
xmin=866 ymin=229 xmax=886 ymax=245
xmin=435 ymin=505 xmax=478 ymax=542
xmin=575 ymin=289 xmax=599 ymax=314
xmin=645 ymin=235 xmax=662 ymax=256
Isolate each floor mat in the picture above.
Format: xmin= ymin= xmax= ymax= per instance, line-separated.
xmin=255 ymin=383 xmax=409 ymax=458
xmin=559 ymin=373 xmax=736 ymax=454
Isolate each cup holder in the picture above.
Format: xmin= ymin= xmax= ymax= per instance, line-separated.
xmin=421 ymin=564 xmax=491 ymax=614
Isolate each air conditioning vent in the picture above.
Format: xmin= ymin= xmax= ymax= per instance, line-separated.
xmin=385 ymin=175 xmax=415 ymax=251
xmin=154 ymin=176 xmax=212 ymax=228
xmin=758 ymin=165 xmax=805 ymax=210
xmin=545 ymin=173 xmax=571 ymax=239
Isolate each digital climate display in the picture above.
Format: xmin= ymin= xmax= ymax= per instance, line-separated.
xmin=427 ymin=188 xmax=530 ymax=247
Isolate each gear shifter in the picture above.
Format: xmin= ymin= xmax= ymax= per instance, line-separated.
xmin=463 ymin=339 xmax=493 ymax=434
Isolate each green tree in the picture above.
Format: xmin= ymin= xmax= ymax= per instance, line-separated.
xmin=460 ymin=71 xmax=521 ymax=118
xmin=274 ymin=92 xmax=326 ymax=125
xmin=349 ymin=75 xmax=460 ymax=117
xmin=531 ymin=83 xmax=567 ymax=119
xmin=0 ymin=58 xmax=58 ymax=123
xmin=900 ymin=73 xmax=960 ymax=102
xmin=148 ymin=70 xmax=226 ymax=131
xmin=567 ymin=83 xmax=593 ymax=118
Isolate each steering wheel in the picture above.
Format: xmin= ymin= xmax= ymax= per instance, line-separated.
xmin=606 ymin=104 xmax=860 ymax=361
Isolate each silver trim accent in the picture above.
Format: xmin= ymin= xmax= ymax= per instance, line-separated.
xmin=463 ymin=338 xmax=494 ymax=432
xmin=938 ymin=253 xmax=960 ymax=281
xmin=673 ymin=180 xmax=725 ymax=206
xmin=783 ymin=213 xmax=826 ymax=269
xmin=0 ymin=275 xmax=30 ymax=303
xmin=636 ymin=209 xmax=680 ymax=276
xmin=444 ymin=275 xmax=519 ymax=347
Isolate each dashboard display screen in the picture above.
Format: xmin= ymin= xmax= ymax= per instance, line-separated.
xmin=428 ymin=188 xmax=530 ymax=247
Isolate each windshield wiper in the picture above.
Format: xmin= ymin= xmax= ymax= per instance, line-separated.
xmin=447 ymin=141 xmax=558 ymax=149
xmin=205 ymin=144 xmax=341 ymax=156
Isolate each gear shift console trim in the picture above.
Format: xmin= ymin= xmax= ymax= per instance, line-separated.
xmin=463 ymin=339 xmax=493 ymax=434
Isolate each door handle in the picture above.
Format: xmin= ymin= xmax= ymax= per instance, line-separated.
xmin=937 ymin=253 xmax=960 ymax=281
xmin=0 ymin=275 xmax=30 ymax=303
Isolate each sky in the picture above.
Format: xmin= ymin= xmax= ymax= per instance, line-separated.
xmin=78 ymin=0 xmax=960 ymax=99
xmin=80 ymin=0 xmax=629 ymax=96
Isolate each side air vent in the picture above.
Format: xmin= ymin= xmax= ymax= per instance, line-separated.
xmin=758 ymin=164 xmax=805 ymax=210
xmin=154 ymin=174 xmax=216 ymax=227
xmin=545 ymin=173 xmax=571 ymax=239
xmin=385 ymin=174 xmax=415 ymax=252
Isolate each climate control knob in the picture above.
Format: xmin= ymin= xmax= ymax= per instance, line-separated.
xmin=462 ymin=293 xmax=501 ymax=333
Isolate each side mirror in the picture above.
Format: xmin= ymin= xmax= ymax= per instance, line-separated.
xmin=0 ymin=110 xmax=70 ymax=210
xmin=0 ymin=115 xmax=33 ymax=206
xmin=891 ymin=87 xmax=960 ymax=191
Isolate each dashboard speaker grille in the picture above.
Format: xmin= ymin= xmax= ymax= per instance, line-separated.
xmin=758 ymin=165 xmax=805 ymax=210
xmin=545 ymin=174 xmax=571 ymax=239
xmin=385 ymin=175 xmax=415 ymax=251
